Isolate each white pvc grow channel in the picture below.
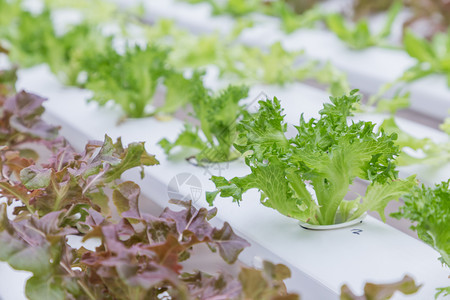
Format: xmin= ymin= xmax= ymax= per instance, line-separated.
xmin=1 ymin=65 xmax=446 ymax=300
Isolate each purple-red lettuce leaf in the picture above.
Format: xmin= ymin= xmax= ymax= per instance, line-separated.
xmin=182 ymin=271 xmax=242 ymax=299
xmin=239 ymin=260 xmax=298 ymax=300
xmin=112 ymin=181 xmax=141 ymax=217
xmin=3 ymin=91 xmax=59 ymax=141
xmin=0 ymin=204 xmax=84 ymax=300
xmin=8 ymin=135 xmax=158 ymax=216
xmin=340 ymin=275 xmax=421 ymax=300
xmin=160 ymin=200 xmax=250 ymax=264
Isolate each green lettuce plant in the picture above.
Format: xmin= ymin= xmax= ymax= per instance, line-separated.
xmin=143 ymin=20 xmax=349 ymax=96
xmin=2 ymin=9 xmax=62 ymax=68
xmin=326 ymin=1 xmax=402 ymax=50
xmin=159 ymin=83 xmax=250 ymax=163
xmin=207 ymin=90 xmax=417 ymax=225
xmin=392 ymin=180 xmax=450 ymax=298
xmin=371 ymin=29 xmax=450 ymax=108
xmin=403 ymin=30 xmax=450 ymax=86
xmin=182 ymin=0 xmax=324 ymax=33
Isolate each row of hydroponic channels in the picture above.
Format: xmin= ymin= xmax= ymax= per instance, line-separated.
xmin=0 ymin=0 xmax=448 ymax=299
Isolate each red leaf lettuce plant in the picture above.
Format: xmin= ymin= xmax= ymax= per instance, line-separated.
xmin=0 ymin=87 xmax=299 ymax=299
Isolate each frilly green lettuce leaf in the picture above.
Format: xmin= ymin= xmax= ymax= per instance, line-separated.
xmin=353 ymin=175 xmax=417 ymax=221
xmin=392 ymin=179 xmax=450 ymax=268
xmin=209 ymin=91 xmax=412 ymax=225
xmin=160 ymin=85 xmax=249 ymax=163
